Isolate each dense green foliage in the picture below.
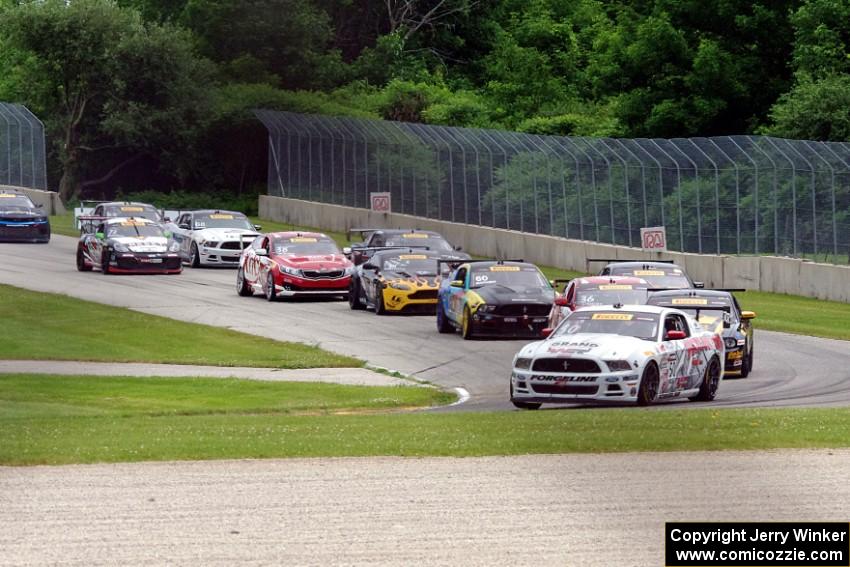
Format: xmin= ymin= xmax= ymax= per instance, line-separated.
xmin=0 ymin=0 xmax=847 ymax=200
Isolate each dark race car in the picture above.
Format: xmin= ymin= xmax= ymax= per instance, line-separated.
xmin=76 ymin=217 xmax=182 ymax=274
xmin=237 ymin=231 xmax=353 ymax=300
xmin=590 ymin=259 xmax=702 ymax=289
xmin=349 ymin=248 xmax=443 ymax=314
xmin=646 ymin=289 xmax=756 ymax=377
xmin=346 ymin=228 xmax=469 ymax=266
xmin=0 ymin=191 xmax=50 ymax=243
xmin=436 ymin=260 xmax=555 ymax=339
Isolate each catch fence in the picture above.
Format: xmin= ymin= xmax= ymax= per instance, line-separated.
xmin=0 ymin=102 xmax=48 ymax=191
xmin=256 ymin=110 xmax=850 ymax=262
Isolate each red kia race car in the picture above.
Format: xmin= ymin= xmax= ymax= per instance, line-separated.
xmin=547 ymin=275 xmax=652 ymax=329
xmin=236 ymin=232 xmax=353 ymax=300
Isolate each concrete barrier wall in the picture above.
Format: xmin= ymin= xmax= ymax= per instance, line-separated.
xmin=261 ymin=195 xmax=850 ymax=303
xmin=0 ymin=185 xmax=65 ymax=215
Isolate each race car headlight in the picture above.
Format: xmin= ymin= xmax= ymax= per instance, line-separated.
xmin=605 ymin=360 xmax=632 ymax=372
xmin=168 ymin=241 xmax=180 ymax=252
xmin=343 ymin=266 xmax=354 ymax=276
xmin=201 ymin=240 xmax=219 ymax=249
xmin=112 ymin=242 xmax=129 ymax=252
xmin=280 ymin=265 xmax=301 ymax=276
xmin=724 ymin=337 xmax=738 ymax=349
xmin=478 ymin=304 xmax=497 ymax=312
xmin=514 ymin=357 xmax=533 ymax=370
xmin=389 ymin=282 xmax=411 ymax=290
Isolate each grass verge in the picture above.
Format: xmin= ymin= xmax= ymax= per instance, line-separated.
xmin=2 ymin=386 xmax=848 ymax=464
xmin=0 ymin=284 xmax=360 ymax=368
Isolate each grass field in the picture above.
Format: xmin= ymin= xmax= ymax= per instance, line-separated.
xmin=0 ymin=284 xmax=360 ymax=368
xmin=2 ymin=379 xmax=849 ymax=464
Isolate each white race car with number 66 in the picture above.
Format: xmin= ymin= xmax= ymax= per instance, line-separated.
xmin=510 ymin=305 xmax=725 ymax=408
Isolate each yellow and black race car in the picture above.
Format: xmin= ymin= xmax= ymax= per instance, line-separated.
xmin=646 ymin=289 xmax=757 ymax=377
xmin=348 ymin=248 xmax=443 ymax=314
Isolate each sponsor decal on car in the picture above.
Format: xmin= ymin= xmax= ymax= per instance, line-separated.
xmin=672 ymin=298 xmax=709 ymax=305
xmin=399 ymin=254 xmax=428 ymax=259
xmin=209 ymin=213 xmax=234 ymax=219
xmin=531 ymin=375 xmax=597 ymax=383
xmin=634 ymin=270 xmax=665 ymax=276
xmin=592 ymin=313 xmax=634 ymax=320
xmin=290 ymin=237 xmax=318 ymax=242
xmin=489 ymin=266 xmax=521 ymax=272
xmin=120 ymin=206 xmax=144 ymax=212
xmin=0 ymin=194 xmax=16 ymax=198
xmin=598 ymin=284 xmax=633 ymax=290
xmin=402 ymin=233 xmax=429 ymax=238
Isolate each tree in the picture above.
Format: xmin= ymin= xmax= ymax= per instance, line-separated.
xmin=0 ymin=0 xmax=215 ymax=200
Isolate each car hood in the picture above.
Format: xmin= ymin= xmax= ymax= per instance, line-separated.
xmin=194 ymin=228 xmax=258 ymax=240
xmin=518 ymin=333 xmax=653 ymax=360
xmin=277 ymin=255 xmax=350 ymax=269
xmin=473 ymin=284 xmax=555 ymax=305
xmin=109 ymin=236 xmax=168 ymax=252
xmin=384 ymin=273 xmax=440 ymax=287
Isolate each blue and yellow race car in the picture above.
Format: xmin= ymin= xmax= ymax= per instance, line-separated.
xmin=436 ymin=260 xmax=555 ymax=339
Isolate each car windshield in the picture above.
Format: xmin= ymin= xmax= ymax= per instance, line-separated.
xmin=554 ymin=310 xmax=660 ymax=341
xmin=104 ymin=205 xmax=161 ymax=222
xmin=646 ymin=297 xmax=735 ymax=329
xmin=381 ymin=254 xmax=438 ymax=276
xmin=608 ymin=267 xmax=691 ymax=289
xmin=272 ymin=237 xmax=340 ymax=256
xmin=470 ymin=265 xmax=549 ymax=290
xmin=575 ymin=286 xmax=650 ymax=307
xmin=192 ymin=213 xmax=254 ymax=230
xmin=106 ymin=222 xmax=164 ymax=238
xmin=385 ymin=233 xmax=454 ymax=251
xmin=0 ymin=194 xmax=36 ymax=210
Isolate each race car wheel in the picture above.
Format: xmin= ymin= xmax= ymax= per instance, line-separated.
xmin=692 ymin=356 xmax=721 ymax=402
xmin=374 ymin=289 xmax=386 ymax=315
xmin=236 ymin=267 xmax=253 ymax=297
xmin=436 ymin=302 xmax=453 ymax=334
xmin=636 ymin=362 xmax=660 ymax=406
xmin=740 ymin=347 xmax=752 ymax=378
xmin=349 ymin=279 xmax=365 ymax=310
xmin=190 ymin=243 xmax=201 ymax=268
xmin=101 ymin=248 xmax=112 ymax=275
xmin=510 ymin=382 xmax=541 ymax=410
xmin=461 ymin=306 xmax=475 ymax=340
xmin=264 ymin=272 xmax=277 ymax=302
xmin=76 ymin=247 xmax=92 ymax=272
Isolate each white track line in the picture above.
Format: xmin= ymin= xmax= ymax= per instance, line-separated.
xmin=449 ymin=387 xmax=470 ymax=407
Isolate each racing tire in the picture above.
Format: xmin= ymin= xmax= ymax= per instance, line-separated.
xmin=461 ymin=306 xmax=475 ymax=340
xmin=236 ymin=267 xmax=253 ymax=297
xmin=76 ymin=247 xmax=92 ymax=272
xmin=739 ymin=347 xmax=752 ymax=378
xmin=692 ymin=356 xmax=721 ymax=402
xmin=348 ymin=278 xmax=365 ymax=310
xmin=189 ymin=243 xmax=201 ymax=268
xmin=510 ymin=383 xmax=541 ymax=410
xmin=101 ymin=249 xmax=112 ymax=275
xmin=436 ymin=302 xmax=453 ymax=334
xmin=374 ymin=288 xmax=386 ymax=315
xmin=264 ymin=272 xmax=278 ymax=302
xmin=636 ymin=362 xmax=660 ymax=406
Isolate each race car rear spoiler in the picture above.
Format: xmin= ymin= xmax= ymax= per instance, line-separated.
xmin=586 ymin=258 xmax=677 ymax=264
xmin=347 ymin=227 xmax=385 ymax=240
xmin=647 ymin=288 xmax=747 ymax=293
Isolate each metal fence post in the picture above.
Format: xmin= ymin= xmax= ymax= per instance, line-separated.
xmin=683 ymin=139 xmax=718 ymax=253
xmin=479 ymin=129 xmax=511 ymax=229
xmin=763 ymin=137 xmax=798 ymax=256
xmin=706 ymin=139 xmax=741 ymax=254
xmin=648 ymin=140 xmax=684 ymax=251
xmin=601 ymin=139 xmax=633 ymax=246
xmin=670 ymin=140 xmax=704 ymax=253
xmin=818 ymin=142 xmax=849 ymax=257
xmin=727 ymin=137 xmax=760 ymax=254
xmin=782 ymin=140 xmax=818 ymax=256
xmin=547 ymin=137 xmax=583 ymax=240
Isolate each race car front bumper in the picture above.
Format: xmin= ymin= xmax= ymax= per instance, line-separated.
xmin=510 ymin=368 xmax=643 ymax=404
xmin=0 ymin=219 xmax=50 ymax=242
xmin=108 ymin=252 xmax=182 ymax=273
xmin=198 ymin=243 xmax=248 ymax=266
xmin=274 ymin=274 xmax=351 ymax=297
xmin=381 ymin=287 xmax=439 ymax=313
xmin=470 ymin=313 xmax=550 ymax=338
xmin=724 ymin=346 xmax=745 ymax=371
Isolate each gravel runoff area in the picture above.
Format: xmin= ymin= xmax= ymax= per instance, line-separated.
xmin=0 ymin=360 xmax=416 ymax=387
xmin=2 ymin=449 xmax=849 ymax=566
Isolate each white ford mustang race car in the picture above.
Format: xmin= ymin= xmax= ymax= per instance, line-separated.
xmin=168 ymin=210 xmax=260 ymax=267
xmin=509 ymin=305 xmax=724 ymax=408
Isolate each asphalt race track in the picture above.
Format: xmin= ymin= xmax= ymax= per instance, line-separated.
xmin=2 ymin=235 xmax=850 ymax=410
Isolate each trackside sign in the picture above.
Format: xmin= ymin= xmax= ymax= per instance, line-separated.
xmin=370 ymin=192 xmax=391 ymax=213
xmin=640 ymin=226 xmax=667 ymax=251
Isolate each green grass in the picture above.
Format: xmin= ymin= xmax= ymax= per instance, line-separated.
xmin=49 ymin=213 xmax=79 ymax=237
xmin=2 ymin=383 xmax=849 ymax=464
xmin=738 ymin=290 xmax=850 ymax=341
xmin=0 ymin=284 xmax=360 ymax=368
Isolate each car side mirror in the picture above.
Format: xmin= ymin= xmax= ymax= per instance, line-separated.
xmin=454 ymin=245 xmax=463 ymax=251
xmin=179 ymin=223 xmax=191 ymax=230
xmin=95 ymin=232 xmax=104 ymax=239
xmin=450 ymin=280 xmax=464 ymax=288
xmin=254 ymin=224 xmax=262 ymax=231
xmin=342 ymin=247 xmax=352 ymax=256
xmin=541 ymin=328 xmax=553 ymax=338
xmin=37 ymin=203 xmax=44 ymax=209
xmin=363 ymin=263 xmax=378 ymax=271
xmin=554 ymin=296 xmax=569 ymax=307
xmin=255 ymin=248 xmax=268 ymax=257
xmin=666 ymin=330 xmax=686 ymax=340
xmin=741 ymin=310 xmax=756 ymax=320
xmin=693 ymin=281 xmax=705 ymax=289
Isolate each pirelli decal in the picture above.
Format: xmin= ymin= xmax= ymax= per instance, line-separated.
xmin=209 ymin=214 xmax=234 ymax=219
xmin=633 ymin=270 xmax=665 ymax=276
xmin=672 ymin=298 xmax=709 ymax=305
xmin=402 ymin=233 xmax=428 ymax=238
xmin=290 ymin=237 xmax=318 ymax=242
xmin=598 ymin=284 xmax=633 ymax=290
xmin=592 ymin=313 xmax=634 ymax=321
xmin=490 ymin=266 xmax=521 ymax=272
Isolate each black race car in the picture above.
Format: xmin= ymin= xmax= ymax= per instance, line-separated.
xmin=436 ymin=260 xmax=556 ymax=339
xmin=0 ymin=191 xmax=50 ymax=243
xmin=76 ymin=217 xmax=182 ymax=274
xmin=590 ymin=259 xmax=703 ymax=289
xmin=646 ymin=289 xmax=756 ymax=377
xmin=349 ymin=248 xmax=443 ymax=314
xmin=346 ymin=228 xmax=469 ymax=266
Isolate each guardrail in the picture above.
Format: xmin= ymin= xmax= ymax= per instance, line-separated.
xmin=261 ymin=195 xmax=850 ymax=303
